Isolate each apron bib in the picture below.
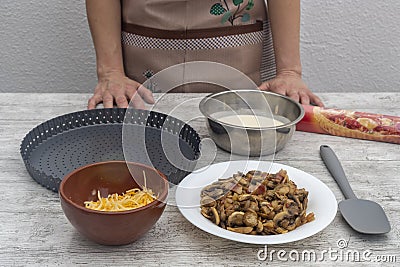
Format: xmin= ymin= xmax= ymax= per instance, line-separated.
xmin=121 ymin=0 xmax=276 ymax=93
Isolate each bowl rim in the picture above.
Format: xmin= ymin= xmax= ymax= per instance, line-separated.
xmin=199 ymin=90 xmax=305 ymax=130
xmin=59 ymin=160 xmax=169 ymax=215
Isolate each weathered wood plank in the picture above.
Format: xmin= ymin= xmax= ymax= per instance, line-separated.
xmin=0 ymin=93 xmax=399 ymax=121
xmin=0 ymin=93 xmax=399 ymax=266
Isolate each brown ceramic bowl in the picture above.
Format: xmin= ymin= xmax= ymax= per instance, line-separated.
xmin=59 ymin=161 xmax=168 ymax=245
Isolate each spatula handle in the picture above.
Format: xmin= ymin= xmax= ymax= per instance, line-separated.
xmin=320 ymin=145 xmax=357 ymax=199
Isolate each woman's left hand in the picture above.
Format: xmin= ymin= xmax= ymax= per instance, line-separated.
xmin=259 ymin=72 xmax=324 ymax=107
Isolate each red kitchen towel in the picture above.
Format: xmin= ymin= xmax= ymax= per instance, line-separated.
xmin=297 ymin=105 xmax=400 ymax=144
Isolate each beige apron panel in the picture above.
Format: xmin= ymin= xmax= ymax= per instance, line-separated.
xmin=121 ymin=0 xmax=272 ymax=92
xmin=185 ymin=44 xmax=262 ymax=85
xmin=122 ymin=45 xmax=261 ymax=93
xmin=122 ymin=0 xmax=187 ymax=30
xmin=122 ymin=26 xmax=263 ymax=93
xmin=122 ymin=0 xmax=267 ymax=30
xmin=174 ymin=83 xmax=224 ymax=93
xmin=185 ymin=0 xmax=267 ymax=29
xmin=122 ymin=45 xmax=186 ymax=85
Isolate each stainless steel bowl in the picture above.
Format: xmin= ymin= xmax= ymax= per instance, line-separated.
xmin=199 ymin=90 xmax=305 ymax=156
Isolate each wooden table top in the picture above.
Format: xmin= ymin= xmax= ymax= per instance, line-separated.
xmin=0 ymin=92 xmax=399 ymax=266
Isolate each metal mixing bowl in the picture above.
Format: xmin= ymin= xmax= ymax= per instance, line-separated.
xmin=199 ymin=90 xmax=305 ymax=156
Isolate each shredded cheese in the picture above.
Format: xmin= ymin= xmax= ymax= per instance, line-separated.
xmin=84 ymin=171 xmax=157 ymax=212
xmin=84 ymin=188 xmax=156 ymax=211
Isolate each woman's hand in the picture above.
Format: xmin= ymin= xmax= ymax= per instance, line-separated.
xmin=264 ymin=0 xmax=324 ymax=107
xmin=87 ymin=71 xmax=155 ymax=109
xmin=258 ymin=71 xmax=324 ymax=107
xmin=85 ymin=1 xmax=154 ymax=109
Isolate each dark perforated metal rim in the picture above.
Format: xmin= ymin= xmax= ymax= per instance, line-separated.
xmin=20 ymin=108 xmax=201 ymax=192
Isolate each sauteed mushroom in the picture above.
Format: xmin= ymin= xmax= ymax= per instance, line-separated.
xmin=256 ymin=220 xmax=264 ymax=233
xmin=200 ymin=169 xmax=315 ymax=235
xmin=227 ymin=226 xmax=253 ymax=234
xmin=210 ymin=207 xmax=220 ymax=225
xmin=227 ymin=211 xmax=244 ymax=227
xmin=200 ymin=195 xmax=216 ymax=207
xmin=243 ymin=210 xmax=258 ymax=227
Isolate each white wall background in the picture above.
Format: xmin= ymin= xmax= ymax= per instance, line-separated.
xmin=1 ymin=0 xmax=400 ymax=93
xmin=1 ymin=0 xmax=96 ymax=93
xmin=301 ymin=0 xmax=400 ymax=93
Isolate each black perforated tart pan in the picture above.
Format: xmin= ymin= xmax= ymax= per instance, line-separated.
xmin=20 ymin=108 xmax=201 ymax=192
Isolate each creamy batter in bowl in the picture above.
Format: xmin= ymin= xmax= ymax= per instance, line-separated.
xmin=199 ymin=90 xmax=304 ymax=156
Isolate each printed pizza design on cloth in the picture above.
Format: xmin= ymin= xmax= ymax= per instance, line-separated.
xmin=313 ymin=107 xmax=400 ymax=144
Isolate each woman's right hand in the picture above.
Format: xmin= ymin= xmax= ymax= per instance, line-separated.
xmin=87 ymin=71 xmax=155 ymax=110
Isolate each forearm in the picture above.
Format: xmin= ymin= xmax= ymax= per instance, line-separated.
xmin=86 ymin=0 xmax=124 ymax=77
xmin=267 ymin=0 xmax=302 ymax=76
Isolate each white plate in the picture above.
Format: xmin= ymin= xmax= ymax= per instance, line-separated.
xmin=176 ymin=160 xmax=337 ymax=244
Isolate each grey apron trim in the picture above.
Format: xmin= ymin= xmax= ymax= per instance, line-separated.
xmin=260 ymin=20 xmax=276 ymax=82
xmin=121 ymin=30 xmax=264 ymax=50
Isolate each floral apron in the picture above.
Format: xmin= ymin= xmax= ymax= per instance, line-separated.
xmin=121 ymin=0 xmax=276 ymax=93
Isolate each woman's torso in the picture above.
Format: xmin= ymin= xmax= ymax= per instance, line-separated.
xmin=121 ymin=0 xmax=272 ymax=93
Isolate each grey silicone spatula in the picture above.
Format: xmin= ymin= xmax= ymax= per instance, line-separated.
xmin=320 ymin=145 xmax=391 ymax=234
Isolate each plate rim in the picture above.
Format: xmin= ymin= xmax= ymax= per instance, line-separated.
xmin=176 ymin=160 xmax=337 ymax=245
